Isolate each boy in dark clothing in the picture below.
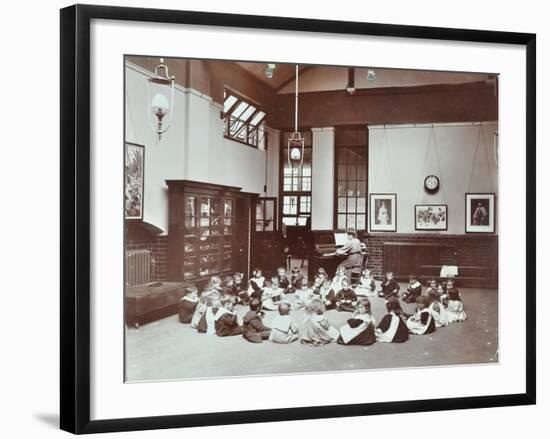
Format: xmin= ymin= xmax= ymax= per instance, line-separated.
xmin=242 ymin=298 xmax=271 ymax=343
xmin=378 ymin=271 xmax=400 ymax=299
xmin=402 ymin=274 xmax=422 ymax=304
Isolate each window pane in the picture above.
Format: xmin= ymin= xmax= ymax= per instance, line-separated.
xmin=337 ymin=181 xmax=346 ymax=197
xmin=338 ymin=164 xmax=347 ymax=180
xmin=357 ymin=197 xmax=366 ymax=213
xmin=338 ymin=197 xmax=347 ymax=213
xmin=256 ymin=221 xmax=263 ymax=232
xmin=282 ymin=217 xmax=298 ymax=226
xmin=346 ymin=215 xmax=356 ymax=229
xmin=346 ymin=181 xmax=356 ymax=197
xmin=256 ymin=202 xmax=264 ymax=220
xmin=265 ymin=201 xmax=274 ymax=221
xmin=297 ymin=216 xmax=309 ymax=226
xmin=337 ymin=214 xmax=346 ymax=230
xmin=239 ymin=105 xmax=257 ymax=121
xmin=223 ymin=95 xmax=238 ymax=112
xmin=347 ymin=198 xmax=356 ymax=213
xmin=283 ymin=177 xmax=292 ymax=191
xmin=184 ymin=196 xmax=196 ymax=216
xmin=338 ymin=148 xmax=348 ymax=163
xmin=302 ymin=177 xmax=311 ymax=191
xmin=348 ymin=164 xmax=357 ymax=180
xmin=224 ymin=199 xmax=233 ymax=217
xmin=231 ymin=101 xmax=250 ymax=118
xmin=356 ymin=180 xmax=367 ymax=197
xmin=302 ymin=166 xmax=312 ymax=177
xmin=356 ymin=214 xmax=366 ymax=230
xmin=249 ymin=111 xmax=266 ymax=126
xmin=357 ymin=165 xmax=367 ymax=180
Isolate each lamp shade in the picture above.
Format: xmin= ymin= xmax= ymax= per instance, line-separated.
xmin=290 ymin=147 xmax=301 ymax=161
xmin=151 ymin=93 xmax=170 ymax=114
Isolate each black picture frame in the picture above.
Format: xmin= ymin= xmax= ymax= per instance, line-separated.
xmin=465 ymin=193 xmax=496 ymax=234
xmin=414 ymin=204 xmax=448 ymax=231
xmin=124 ymin=142 xmax=145 ymax=220
xmin=369 ymin=193 xmax=397 ymax=232
xmin=60 ymin=4 xmax=536 ymax=434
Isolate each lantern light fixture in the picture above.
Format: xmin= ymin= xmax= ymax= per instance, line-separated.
xmin=287 ymin=65 xmax=305 ymax=171
xmin=147 ymin=58 xmax=176 ymax=141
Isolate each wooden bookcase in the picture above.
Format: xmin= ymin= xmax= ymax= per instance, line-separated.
xmin=166 ymin=180 xmax=257 ymax=283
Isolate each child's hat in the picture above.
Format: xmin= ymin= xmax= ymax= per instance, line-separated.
xmin=317 ymin=267 xmax=327 ymax=274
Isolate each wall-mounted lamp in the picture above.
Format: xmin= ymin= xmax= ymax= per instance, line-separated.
xmin=147 ymin=58 xmax=176 ymax=141
xmin=265 ymin=63 xmax=276 ymax=79
xmin=367 ymin=69 xmax=376 ymax=81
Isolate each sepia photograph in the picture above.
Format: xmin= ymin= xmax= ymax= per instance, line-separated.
xmin=370 ymin=194 xmax=397 ymax=232
xmin=465 ymin=193 xmax=495 ymax=233
xmin=123 ymin=56 xmax=499 ymax=383
xmin=415 ymin=204 xmax=448 ymax=230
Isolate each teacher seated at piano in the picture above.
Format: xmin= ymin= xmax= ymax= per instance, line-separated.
xmin=336 ymin=228 xmax=363 ymax=276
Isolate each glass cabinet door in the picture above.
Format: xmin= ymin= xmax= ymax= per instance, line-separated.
xmin=255 ymin=198 xmax=277 ymax=233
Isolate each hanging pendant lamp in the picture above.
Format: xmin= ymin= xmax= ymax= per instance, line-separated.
xmin=287 ymin=65 xmax=305 ymax=171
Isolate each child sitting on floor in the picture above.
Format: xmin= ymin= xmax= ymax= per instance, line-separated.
xmin=300 ymin=298 xmax=339 ymax=347
xmin=295 ymin=277 xmax=314 ymax=307
xmin=335 ymin=278 xmax=358 ymax=312
xmin=378 ymin=271 xmax=400 ymax=299
xmin=214 ymin=295 xmax=242 ymax=337
xmin=221 ymin=275 xmax=235 ymax=297
xmin=329 ymin=266 xmax=347 ymax=296
xmin=446 ymin=280 xmax=467 ymax=322
xmin=402 ymin=274 xmax=422 ymax=304
xmin=178 ymin=286 xmax=199 ymax=324
xmin=276 ymin=266 xmax=291 ymax=293
xmin=289 ymin=267 xmax=302 ymax=292
xmin=337 ymin=298 xmax=376 ymax=346
xmin=406 ymin=296 xmax=436 ymax=335
xmin=190 ymin=290 xmax=209 ymax=329
xmin=425 ymin=278 xmax=438 ymax=297
xmin=196 ymin=294 xmax=222 ymax=335
xmin=428 ymin=290 xmax=449 ymax=328
xmin=269 ymin=302 xmax=299 ymax=344
xmin=262 ymin=277 xmax=284 ymax=311
xmin=355 ymin=268 xmax=376 ymax=297
xmin=242 ymin=298 xmax=271 ymax=343
xmin=376 ymin=297 xmax=409 ymax=343
xmin=248 ymin=267 xmax=265 ymax=297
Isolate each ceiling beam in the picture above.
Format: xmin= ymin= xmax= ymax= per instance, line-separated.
xmin=274 ymin=66 xmax=314 ymax=92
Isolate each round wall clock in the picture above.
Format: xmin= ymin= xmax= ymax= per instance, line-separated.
xmin=424 ymin=174 xmax=440 ymax=193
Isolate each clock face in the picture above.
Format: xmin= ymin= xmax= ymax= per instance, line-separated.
xmin=425 ymin=175 xmax=440 ymax=192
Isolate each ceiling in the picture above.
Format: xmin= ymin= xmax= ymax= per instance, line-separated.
xmin=236 ymin=61 xmax=493 ymax=94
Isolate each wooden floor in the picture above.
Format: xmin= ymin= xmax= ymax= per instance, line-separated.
xmin=125 ymin=284 xmax=498 ymax=382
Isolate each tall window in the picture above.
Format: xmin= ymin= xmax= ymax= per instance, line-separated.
xmin=281 ymin=131 xmax=312 ymax=226
xmin=223 ymin=90 xmax=266 ymax=149
xmin=336 ymin=146 xmax=368 ymax=230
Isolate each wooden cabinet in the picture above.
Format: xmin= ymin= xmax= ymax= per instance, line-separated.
xmin=166 ymin=180 xmax=256 ymax=283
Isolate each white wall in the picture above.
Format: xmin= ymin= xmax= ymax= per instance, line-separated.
xmin=125 ymin=62 xmax=272 ymax=232
xmin=368 ymin=122 xmax=499 ymax=234
xmin=311 ymin=127 xmax=335 ymax=230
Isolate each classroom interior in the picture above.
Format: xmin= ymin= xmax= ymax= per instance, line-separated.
xmin=124 ymin=56 xmax=499 ymax=381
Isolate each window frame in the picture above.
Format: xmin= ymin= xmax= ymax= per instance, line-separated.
xmin=223 ymin=89 xmax=267 ymax=149
xmin=279 ymin=134 xmax=313 ymax=228
xmin=333 ymin=136 xmax=369 ymax=232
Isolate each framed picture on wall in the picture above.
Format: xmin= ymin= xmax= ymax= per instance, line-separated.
xmin=465 ymin=193 xmax=495 ymax=233
xmin=415 ymin=204 xmax=448 ymax=231
xmin=124 ymin=142 xmax=145 ymax=220
xmin=369 ymin=193 xmax=397 ymax=231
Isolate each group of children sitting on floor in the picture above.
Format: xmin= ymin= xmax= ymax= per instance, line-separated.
xmin=177 ymin=265 xmax=467 ymax=347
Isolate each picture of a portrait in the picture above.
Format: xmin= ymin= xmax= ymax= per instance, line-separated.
xmin=370 ymin=193 xmax=397 ymax=231
xmin=465 ymin=193 xmax=495 ymax=233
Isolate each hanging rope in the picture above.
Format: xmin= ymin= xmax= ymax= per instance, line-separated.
xmin=371 ymin=127 xmax=394 ymax=192
xmin=467 ymin=123 xmax=495 ymax=193
xmin=431 ymin=126 xmax=447 ymax=204
xmin=416 ymin=127 xmax=433 ymax=203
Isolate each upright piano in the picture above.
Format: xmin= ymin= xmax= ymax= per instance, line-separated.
xmin=309 ymin=231 xmax=367 ymax=280
xmin=308 ymin=231 xmax=345 ymax=279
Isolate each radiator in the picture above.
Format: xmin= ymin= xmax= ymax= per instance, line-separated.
xmin=383 ymin=242 xmax=440 ymax=279
xmin=126 ymin=249 xmax=151 ymax=286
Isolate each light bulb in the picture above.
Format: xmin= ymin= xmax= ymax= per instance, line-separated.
xmin=151 ymin=93 xmax=170 ymax=115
